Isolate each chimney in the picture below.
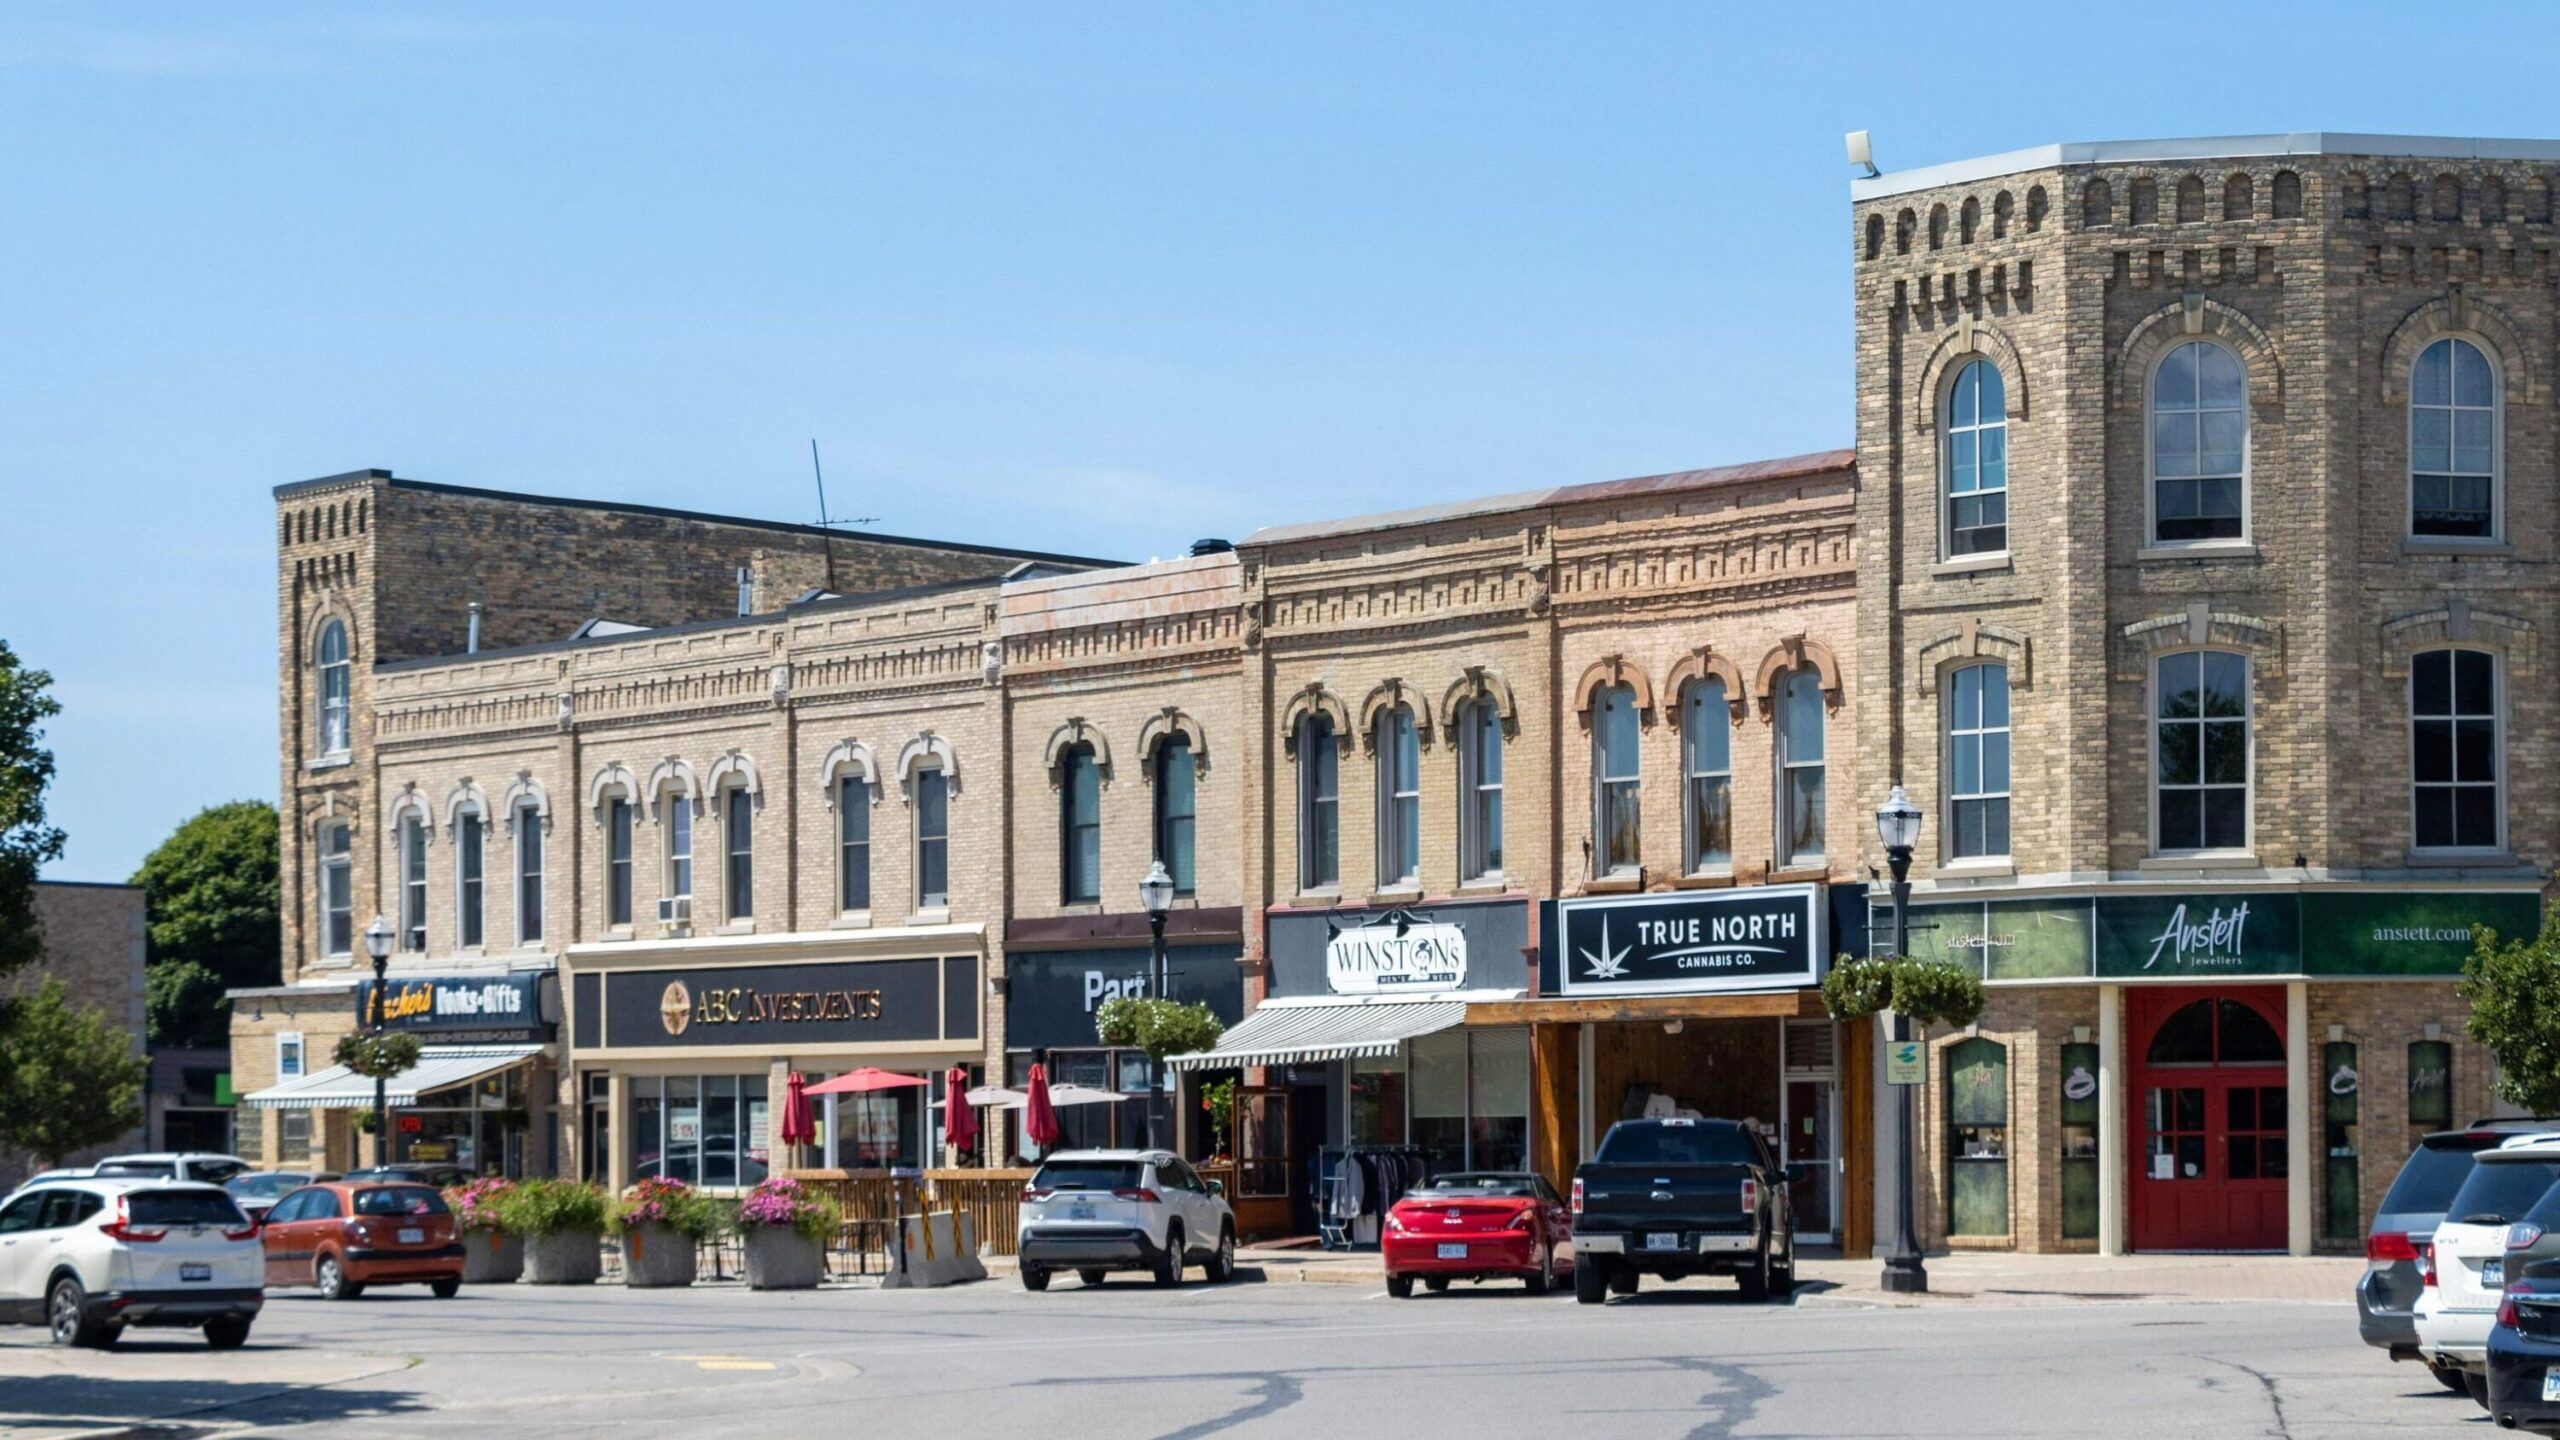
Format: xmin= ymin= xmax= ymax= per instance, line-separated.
xmin=466 ymin=601 xmax=482 ymax=654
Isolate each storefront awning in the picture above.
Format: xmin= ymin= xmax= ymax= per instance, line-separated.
xmin=239 ymin=1045 xmax=544 ymax=1110
xmin=1166 ymin=999 xmax=1469 ymax=1072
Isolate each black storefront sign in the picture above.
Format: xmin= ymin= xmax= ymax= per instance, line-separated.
xmin=1266 ymin=899 xmax=1531 ymax=1000
xmin=595 ymin=956 xmax=974 ymax=1049
xmin=353 ymin=974 xmax=555 ymax=1040
xmin=1553 ymin=885 xmax=1824 ymax=997
xmin=1005 ymin=945 xmax=1244 ymax=1053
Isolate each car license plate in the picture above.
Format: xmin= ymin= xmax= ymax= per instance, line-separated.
xmin=2543 ymin=1371 xmax=2560 ymax=1404
xmin=397 ymin=1227 xmax=425 ymax=1245
xmin=2487 ymin=1259 xmax=2506 ymax=1289
xmin=181 ymin=1263 xmax=211 ymax=1282
xmin=1644 ymin=1233 xmax=1681 ymax=1252
xmin=1436 ymin=1243 xmax=1467 ymax=1260
xmin=1067 ymin=1205 xmax=1095 ymax=1222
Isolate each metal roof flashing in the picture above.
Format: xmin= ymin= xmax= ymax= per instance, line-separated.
xmin=1850 ymin=133 xmax=2560 ymax=203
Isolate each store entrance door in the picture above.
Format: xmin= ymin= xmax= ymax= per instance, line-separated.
xmin=2130 ymin=987 xmax=2289 ymax=1252
xmin=1781 ymin=1020 xmax=1839 ymax=1245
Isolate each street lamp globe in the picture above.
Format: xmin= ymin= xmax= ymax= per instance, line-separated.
xmin=362 ymin=913 xmax=395 ymax=963
xmin=1874 ymin=783 xmax=1923 ymax=855
xmin=1137 ymin=860 xmax=1176 ymax=918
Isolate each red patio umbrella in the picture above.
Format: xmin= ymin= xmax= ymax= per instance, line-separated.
xmin=1023 ymin=1062 xmax=1061 ymax=1152
xmin=943 ymin=1066 xmax=979 ymax=1155
xmin=778 ymin=1071 xmax=815 ymax=1151
xmin=804 ymin=1067 xmax=930 ymax=1097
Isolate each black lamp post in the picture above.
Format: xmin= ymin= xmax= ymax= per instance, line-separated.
xmin=1874 ymin=783 xmax=1928 ymax=1295
xmin=361 ymin=914 xmax=395 ymax=1168
xmin=1137 ymin=860 xmax=1176 ymax=1151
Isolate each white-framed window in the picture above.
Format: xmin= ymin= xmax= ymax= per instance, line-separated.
xmin=2412 ymin=647 xmax=2502 ymax=852
xmin=838 ymin=776 xmax=871 ymax=911
xmin=1457 ymin=700 xmax=1503 ymax=883
xmin=665 ymin=791 xmax=693 ymax=901
xmin=1944 ymin=358 xmax=2008 ymax=557
xmin=276 ymin=1031 xmax=306 ymax=1080
xmin=314 ymin=619 xmax=351 ymax=757
xmin=605 ymin=796 xmax=634 ymax=927
xmin=1154 ymin=738 xmax=1196 ymax=895
xmin=914 ymin=767 xmax=950 ymax=909
xmin=398 ymin=813 xmax=427 ymax=952
xmin=1297 ymin=714 xmax=1339 ymax=891
xmin=1060 ymin=744 xmax=1101 ymax=904
xmin=1593 ymin=684 xmax=1641 ymax=877
xmin=515 ymin=802 xmax=544 ymax=945
xmin=1945 ymin=662 xmax=2011 ymax=860
xmin=722 ymin=787 xmax=753 ymax=921
xmin=455 ymin=807 xmax=485 ymax=948
xmin=317 ymin=820 xmax=352 ymax=957
xmin=1375 ymin=706 xmax=1420 ymax=888
xmin=2153 ymin=649 xmax=2250 ymax=854
xmin=2410 ymin=336 xmax=2500 ymax=540
xmin=1681 ymin=680 xmax=1733 ymax=873
xmin=2150 ymin=339 xmax=2247 ymax=543
xmin=1776 ymin=671 xmax=1827 ymax=867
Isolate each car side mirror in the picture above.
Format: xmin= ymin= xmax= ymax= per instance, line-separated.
xmin=1207 ymin=1179 xmax=1225 ymax=1198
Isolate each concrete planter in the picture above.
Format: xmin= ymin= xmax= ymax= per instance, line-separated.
xmin=522 ymin=1230 xmax=604 ymax=1285
xmin=742 ymin=1227 xmax=827 ymax=1290
xmin=621 ymin=1222 xmax=698 ymax=1288
xmin=460 ymin=1229 xmax=524 ymax=1285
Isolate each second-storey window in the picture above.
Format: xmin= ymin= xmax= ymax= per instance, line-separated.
xmin=2413 ymin=648 xmax=2501 ymax=851
xmin=515 ymin=803 xmax=543 ymax=945
xmin=1776 ymin=671 xmax=1827 ymax=866
xmin=1593 ymin=684 xmax=1641 ymax=876
xmin=1298 ymin=714 xmax=1339 ymax=891
xmin=838 ymin=776 xmax=871 ymax=911
xmin=317 ymin=820 xmax=352 ymax=957
xmin=2411 ymin=336 xmax=2499 ymax=539
xmin=315 ymin=619 xmax=351 ymax=757
xmin=915 ymin=768 xmax=950 ymax=908
xmin=456 ymin=808 xmax=485 ymax=948
xmin=2155 ymin=650 xmax=2249 ymax=853
xmin=1154 ymin=738 xmax=1196 ymax=895
xmin=1682 ymin=680 xmax=1732 ymax=872
xmin=399 ymin=813 xmax=427 ymax=951
xmin=605 ymin=797 xmax=634 ymax=927
xmin=1458 ymin=700 xmax=1503 ymax=882
xmin=1376 ymin=706 xmax=1420 ymax=888
xmin=1945 ymin=358 xmax=2008 ymax=556
xmin=665 ymin=795 xmax=692 ymax=902
xmin=1946 ymin=662 xmax=2011 ymax=860
xmin=2151 ymin=340 xmax=2247 ymax=542
xmin=723 ymin=788 xmax=753 ymax=921
xmin=1060 ymin=744 xmax=1101 ymax=903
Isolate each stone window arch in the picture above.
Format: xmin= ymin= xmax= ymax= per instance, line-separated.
xmin=818 ymin=740 xmax=881 ymax=809
xmin=1137 ymin=708 xmax=1210 ymax=782
xmin=2223 ymin=172 xmax=2253 ymax=220
xmin=442 ymin=778 xmax=490 ymax=841
xmin=1043 ymin=719 xmax=1113 ymax=790
xmin=2082 ymin=177 xmax=2113 ymax=228
xmin=2025 ymin=184 xmax=2048 ymax=231
xmin=2112 ymin=294 xmax=2284 ymax=415
xmin=1992 ymin=190 xmax=2013 ymax=238
xmin=1750 ymin=636 xmax=1843 ymax=720
xmin=2272 ymin=170 xmax=2301 ymax=218
xmin=2175 ymin=174 xmax=2204 ymax=223
xmin=1662 ymin=648 xmax=1749 ymax=730
xmin=1572 ymin=655 xmax=1655 ymax=727
xmin=894 ymin=733 xmax=961 ymax=802
xmin=1358 ymin=679 xmax=1435 ymax=755
xmin=1896 ymin=207 xmax=1916 ymax=254
xmin=1915 ymin=319 xmax=2030 ymax=437
xmin=1279 ymin=684 xmax=1352 ymax=758
xmin=587 ymin=762 xmax=636 ymax=822
xmin=643 ymin=756 xmax=700 ymax=825
xmin=1438 ymin=666 xmax=1519 ymax=741
xmin=704 ymin=749 xmax=764 ymax=813
xmin=1959 ymin=195 xmax=1979 ymax=243
xmin=500 ymin=771 xmax=552 ymax=835
xmin=1865 ymin=212 xmax=1884 ymax=260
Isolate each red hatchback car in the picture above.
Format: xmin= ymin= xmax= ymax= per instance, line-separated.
xmin=259 ymin=1182 xmax=464 ymax=1300
xmin=1382 ymin=1172 xmax=1573 ymax=1296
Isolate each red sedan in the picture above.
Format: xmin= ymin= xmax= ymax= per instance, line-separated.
xmin=1382 ymin=1172 xmax=1573 ymax=1296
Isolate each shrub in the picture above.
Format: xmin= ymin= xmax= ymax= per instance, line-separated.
xmin=446 ymin=1177 xmax=516 ymax=1233
xmin=494 ymin=1177 xmax=609 ymax=1238
xmin=1821 ymin=953 xmax=1986 ymax=1028
xmin=334 ymin=1031 xmax=423 ymax=1079
xmin=733 ymin=1176 xmax=843 ymax=1244
xmin=613 ymin=1176 xmax=723 ymax=1240
xmin=1094 ymin=997 xmax=1225 ymax=1062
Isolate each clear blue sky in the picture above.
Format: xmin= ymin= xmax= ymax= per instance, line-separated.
xmin=8 ymin=2 xmax=2559 ymax=882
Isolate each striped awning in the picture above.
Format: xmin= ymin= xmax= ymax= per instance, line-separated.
xmin=239 ymin=1045 xmax=544 ymax=1110
xmin=1166 ymin=999 xmax=1469 ymax=1072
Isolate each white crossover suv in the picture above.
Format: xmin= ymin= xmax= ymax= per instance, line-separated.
xmin=1016 ymin=1150 xmax=1236 ymax=1291
xmin=2417 ymin=1136 xmax=2560 ymax=1400
xmin=0 ymin=1179 xmax=265 ymax=1348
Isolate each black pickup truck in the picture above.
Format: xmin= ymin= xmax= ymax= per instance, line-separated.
xmin=1569 ymin=1117 xmax=1796 ymax=1304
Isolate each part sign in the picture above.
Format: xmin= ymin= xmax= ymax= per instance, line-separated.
xmin=1556 ymin=886 xmax=1823 ymax=997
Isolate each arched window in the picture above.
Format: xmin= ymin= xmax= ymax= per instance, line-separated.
xmin=1947 ymin=1036 xmax=2010 ymax=1237
xmin=837 ymin=774 xmax=871 ymax=912
xmin=1944 ymin=359 xmax=2007 ymax=557
xmin=2410 ymin=336 xmax=2499 ymax=539
xmin=2412 ymin=648 xmax=2501 ymax=852
xmin=664 ymin=790 xmax=692 ymax=905
xmin=722 ymin=785 xmax=753 ymax=921
xmin=1681 ymin=680 xmax=1732 ymax=873
xmin=1060 ymin=743 xmax=1101 ymax=904
xmin=398 ymin=811 xmax=427 ymax=951
xmin=1154 ymin=737 xmax=1196 ymax=895
xmin=316 ymin=820 xmax=352 ymax=958
xmin=1592 ymin=685 xmax=1641 ymax=877
xmin=1457 ymin=700 xmax=1503 ymax=883
xmin=455 ymin=805 xmax=485 ymax=948
xmin=605 ymin=792 xmax=635 ymax=927
xmin=515 ymin=801 xmax=544 ymax=945
xmin=1945 ymin=663 xmax=2011 ymax=860
xmin=2150 ymin=340 xmax=2247 ymax=543
xmin=315 ymin=620 xmax=351 ymax=757
xmin=1776 ymin=670 xmax=1826 ymax=867
xmin=1375 ymin=706 xmax=1420 ymax=887
xmin=2154 ymin=650 xmax=2249 ymax=854
xmin=914 ymin=764 xmax=950 ymax=910
xmin=1298 ymin=713 xmax=1339 ymax=892
xmin=2145 ymin=998 xmax=2283 ymax=1066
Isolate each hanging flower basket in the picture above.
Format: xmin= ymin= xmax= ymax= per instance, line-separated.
xmin=334 ymin=1031 xmax=423 ymax=1079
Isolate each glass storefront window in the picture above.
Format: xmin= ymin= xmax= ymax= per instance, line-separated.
xmin=1348 ymin=1053 xmax=1406 ymax=1148
xmin=1468 ymin=1030 xmax=1530 ymax=1172
xmin=628 ymin=1074 xmax=771 ymax=1189
xmin=1411 ymin=1030 xmax=1468 ymax=1174
xmin=1346 ymin=1030 xmax=1531 ymax=1175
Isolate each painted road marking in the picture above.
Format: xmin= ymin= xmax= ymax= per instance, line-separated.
xmin=697 ymin=1360 xmax=777 ymax=1372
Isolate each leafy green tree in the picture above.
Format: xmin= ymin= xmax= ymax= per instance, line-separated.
xmin=2462 ymin=920 xmax=2560 ymax=1114
xmin=0 ymin=979 xmax=145 ymax=1164
xmin=131 ymin=800 xmax=280 ymax=1046
xmin=0 ymin=641 xmax=66 ymax=979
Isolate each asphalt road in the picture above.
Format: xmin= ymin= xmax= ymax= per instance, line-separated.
xmin=0 ymin=1271 xmax=2492 ymax=1438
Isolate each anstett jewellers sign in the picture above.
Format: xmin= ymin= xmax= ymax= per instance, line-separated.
xmin=1326 ymin=919 xmax=1468 ymax=995
xmin=1557 ymin=886 xmax=1823 ymax=997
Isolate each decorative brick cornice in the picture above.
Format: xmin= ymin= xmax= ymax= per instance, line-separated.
xmin=2113 ymin=603 xmax=2285 ymax=681
xmin=2380 ymin=600 xmax=2538 ymax=677
xmin=1914 ymin=620 xmax=2033 ymax=696
xmin=2112 ymin=292 xmax=2285 ymax=412
xmin=2379 ymin=287 xmax=2545 ymax=404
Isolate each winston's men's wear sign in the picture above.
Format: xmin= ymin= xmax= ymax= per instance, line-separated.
xmin=1325 ymin=919 xmax=1468 ymax=994
xmin=1901 ymin=889 xmax=2539 ymax=981
xmin=1556 ymin=885 xmax=1823 ymax=996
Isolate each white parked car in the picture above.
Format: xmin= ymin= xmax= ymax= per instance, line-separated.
xmin=1016 ymin=1150 xmax=1236 ymax=1291
xmin=0 ymin=1179 xmax=265 ymax=1348
xmin=90 ymin=1153 xmax=256 ymax=1186
xmin=2417 ymin=1136 xmax=2560 ymax=1400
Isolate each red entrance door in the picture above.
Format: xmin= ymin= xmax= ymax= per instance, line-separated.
xmin=2129 ymin=987 xmax=2289 ymax=1252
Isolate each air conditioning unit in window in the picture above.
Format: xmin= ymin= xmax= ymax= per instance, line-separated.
xmin=658 ymin=896 xmax=692 ymax=926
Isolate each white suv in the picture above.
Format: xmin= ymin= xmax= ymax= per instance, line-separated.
xmin=2417 ymin=1136 xmax=2560 ymax=1396
xmin=1016 ymin=1150 xmax=1236 ymax=1291
xmin=0 ymin=1179 xmax=265 ymax=1348
xmin=91 ymin=1153 xmax=256 ymax=1186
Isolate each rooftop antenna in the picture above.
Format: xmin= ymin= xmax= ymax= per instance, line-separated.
xmin=809 ymin=438 xmax=876 ymax=597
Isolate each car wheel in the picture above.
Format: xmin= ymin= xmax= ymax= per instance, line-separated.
xmin=1738 ymin=1243 xmax=1773 ymax=1302
xmin=430 ymin=1279 xmax=461 ymax=1299
xmin=316 ymin=1255 xmax=363 ymax=1301
xmin=47 ymin=1276 xmax=114 ymax=1348
xmin=1387 ymin=1274 xmax=1415 ymax=1298
xmin=1608 ymin=1267 xmax=1639 ymax=1297
xmin=1574 ymin=1258 xmax=1609 ymax=1305
xmin=2430 ymin=1361 xmax=2471 ymax=1394
xmin=204 ymin=1317 xmax=252 ymax=1350
xmin=1526 ymin=1244 xmax=1554 ymax=1296
xmin=1154 ymin=1225 xmax=1184 ymax=1287
xmin=1772 ymin=1239 xmax=1797 ymax=1298
xmin=2466 ymin=1369 xmax=2491 ymax=1410
xmin=1204 ymin=1225 xmax=1235 ymax=1284
xmin=1020 ymin=1264 xmax=1051 ymax=1292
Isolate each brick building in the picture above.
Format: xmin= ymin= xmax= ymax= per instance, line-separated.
xmin=4 ymin=883 xmax=149 ymax=1185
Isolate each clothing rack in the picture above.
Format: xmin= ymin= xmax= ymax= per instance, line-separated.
xmin=1314 ymin=1145 xmax=1432 ymax=1251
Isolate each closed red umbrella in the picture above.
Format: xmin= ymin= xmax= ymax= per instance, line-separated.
xmin=779 ymin=1071 xmax=815 ymax=1150
xmin=943 ymin=1067 xmax=979 ymax=1155
xmin=1023 ymin=1063 xmax=1061 ymax=1151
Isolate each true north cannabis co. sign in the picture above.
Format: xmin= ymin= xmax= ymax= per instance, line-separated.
xmin=1557 ymin=885 xmax=1823 ymax=997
